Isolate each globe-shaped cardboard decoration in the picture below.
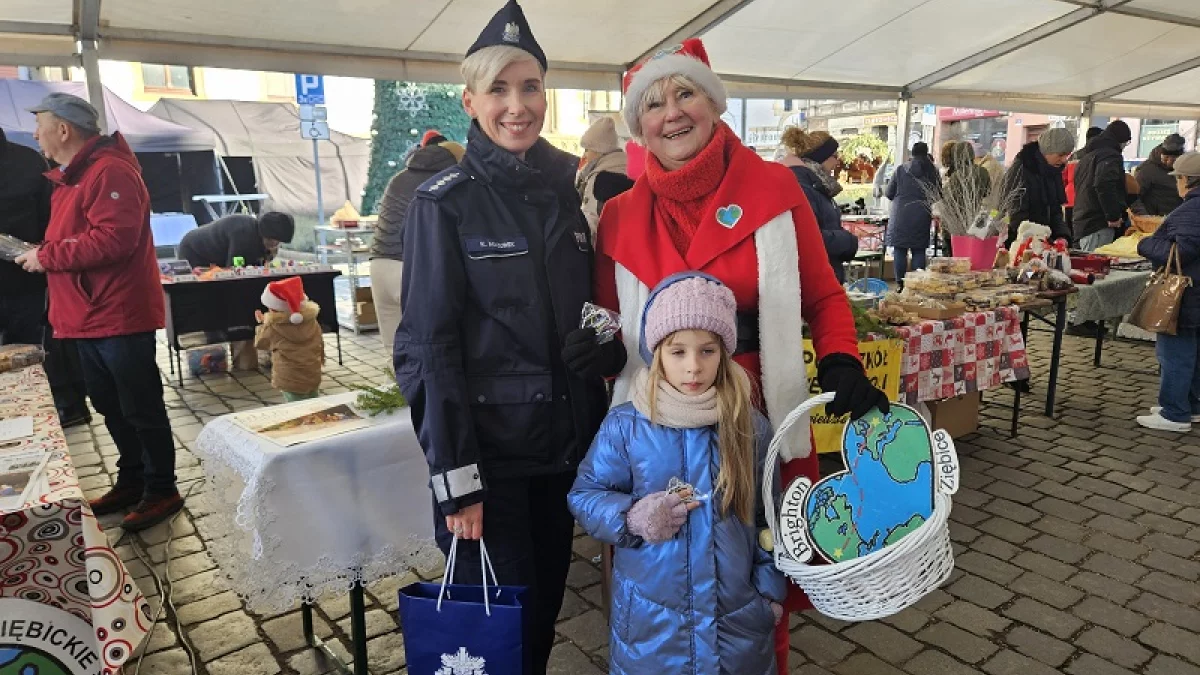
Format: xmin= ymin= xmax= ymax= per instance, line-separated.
xmin=777 ymin=403 xmax=959 ymax=564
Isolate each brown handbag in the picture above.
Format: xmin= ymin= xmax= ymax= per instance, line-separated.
xmin=1129 ymin=242 xmax=1192 ymax=335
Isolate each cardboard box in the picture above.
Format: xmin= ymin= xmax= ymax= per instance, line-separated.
xmin=356 ymin=301 xmax=377 ymax=325
xmin=926 ymin=391 xmax=980 ymax=439
xmin=897 ymin=301 xmax=967 ymax=321
xmin=354 ymin=286 xmax=373 ymax=303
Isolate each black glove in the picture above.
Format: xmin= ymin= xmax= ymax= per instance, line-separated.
xmin=561 ymin=327 xmax=627 ymax=379
xmin=818 ymin=353 xmax=890 ymax=420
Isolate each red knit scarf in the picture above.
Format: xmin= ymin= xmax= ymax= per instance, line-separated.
xmin=645 ymin=123 xmax=739 ymax=257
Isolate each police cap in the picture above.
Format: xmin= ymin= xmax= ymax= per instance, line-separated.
xmin=465 ymin=0 xmax=547 ymax=72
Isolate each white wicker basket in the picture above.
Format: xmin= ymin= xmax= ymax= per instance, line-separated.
xmin=763 ymin=392 xmax=957 ymax=621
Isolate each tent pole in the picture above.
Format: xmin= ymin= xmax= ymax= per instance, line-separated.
xmin=893 ymin=95 xmax=912 ymax=166
xmin=81 ymin=40 xmax=108 ymax=134
xmin=1078 ymin=100 xmax=1095 ymax=148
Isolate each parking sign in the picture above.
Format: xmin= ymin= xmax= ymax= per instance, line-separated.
xmin=295 ymin=74 xmax=325 ymax=104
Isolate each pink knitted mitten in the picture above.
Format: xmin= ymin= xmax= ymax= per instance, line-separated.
xmin=626 ymin=491 xmax=689 ymax=543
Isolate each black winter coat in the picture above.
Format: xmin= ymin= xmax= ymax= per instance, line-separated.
xmin=789 ymin=165 xmax=858 ymax=282
xmin=371 ymin=144 xmax=460 ymax=260
xmin=393 ymin=122 xmax=611 ymax=515
xmin=177 ymin=214 xmax=270 ymax=268
xmin=0 ymin=135 xmax=52 ymax=294
xmin=1136 ymin=148 xmax=1184 ymax=217
xmin=1137 ymin=189 xmax=1200 ymax=330
xmin=1073 ymin=134 xmax=1127 ymax=241
xmin=1002 ymin=142 xmax=1070 ymax=246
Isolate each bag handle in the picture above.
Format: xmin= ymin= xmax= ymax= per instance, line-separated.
xmin=437 ymin=535 xmax=502 ymax=616
xmin=761 ymin=392 xmax=836 ymax=554
xmin=1169 ymin=243 xmax=1184 ymax=278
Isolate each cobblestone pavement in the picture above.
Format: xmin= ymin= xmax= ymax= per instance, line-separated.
xmin=70 ymin=328 xmax=1200 ymax=675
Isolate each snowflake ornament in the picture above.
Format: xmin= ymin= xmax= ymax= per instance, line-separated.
xmin=435 ymin=647 xmax=488 ymax=675
xmin=397 ymin=82 xmax=428 ymax=118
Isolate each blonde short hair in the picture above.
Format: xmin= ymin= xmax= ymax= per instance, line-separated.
xmin=461 ymin=45 xmax=544 ymax=93
xmin=634 ymin=74 xmax=717 ymax=141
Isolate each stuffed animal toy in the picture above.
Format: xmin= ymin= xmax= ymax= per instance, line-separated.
xmin=1008 ymin=221 xmax=1052 ymax=267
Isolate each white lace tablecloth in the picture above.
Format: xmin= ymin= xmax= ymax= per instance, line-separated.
xmin=194 ymin=393 xmax=441 ymax=612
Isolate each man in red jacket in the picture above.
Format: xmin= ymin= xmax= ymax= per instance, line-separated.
xmin=16 ymin=93 xmax=180 ymax=531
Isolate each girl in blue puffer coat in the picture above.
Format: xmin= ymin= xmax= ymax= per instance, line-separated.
xmin=568 ymin=272 xmax=786 ymax=675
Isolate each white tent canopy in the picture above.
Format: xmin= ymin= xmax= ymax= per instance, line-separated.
xmin=5 ymin=0 xmax=1200 ymax=117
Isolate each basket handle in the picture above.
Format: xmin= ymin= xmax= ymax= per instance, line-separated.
xmin=762 ymin=392 xmax=836 ymax=555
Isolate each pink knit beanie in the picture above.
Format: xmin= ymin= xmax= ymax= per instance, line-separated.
xmin=640 ymin=272 xmax=737 ymax=363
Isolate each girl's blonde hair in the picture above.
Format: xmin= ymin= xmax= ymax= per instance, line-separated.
xmin=461 ymin=45 xmax=544 ymax=93
xmin=646 ymin=331 xmax=756 ymax=523
xmin=781 ymin=127 xmax=833 ymax=158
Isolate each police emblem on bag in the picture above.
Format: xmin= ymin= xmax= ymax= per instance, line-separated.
xmin=436 ymin=647 xmax=488 ymax=675
xmin=502 ymin=22 xmax=520 ymax=43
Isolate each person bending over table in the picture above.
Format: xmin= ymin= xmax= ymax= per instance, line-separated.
xmin=177 ymin=211 xmax=295 ymax=269
xmin=177 ymin=211 xmax=295 ymax=370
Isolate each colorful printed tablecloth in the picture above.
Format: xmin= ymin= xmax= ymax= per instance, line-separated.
xmin=871 ymin=306 xmax=1031 ymax=405
xmin=0 ymin=366 xmax=150 ymax=675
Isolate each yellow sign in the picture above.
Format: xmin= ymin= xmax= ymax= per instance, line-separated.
xmin=803 ymin=339 xmax=903 ymax=454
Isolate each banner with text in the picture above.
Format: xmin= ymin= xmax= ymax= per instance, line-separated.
xmin=803 ymin=339 xmax=903 ymax=454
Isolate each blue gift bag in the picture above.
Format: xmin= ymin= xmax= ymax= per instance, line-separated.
xmin=399 ymin=538 xmax=528 ymax=675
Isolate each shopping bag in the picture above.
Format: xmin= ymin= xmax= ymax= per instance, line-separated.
xmin=1129 ymin=243 xmax=1192 ymax=335
xmin=399 ymin=537 xmax=529 ymax=675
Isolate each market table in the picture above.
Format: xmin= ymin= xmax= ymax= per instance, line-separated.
xmin=842 ymin=216 xmax=888 ymax=278
xmin=1011 ymin=288 xmax=1081 ymax=426
xmin=868 ymin=305 xmax=1033 ymax=438
xmin=1072 ymin=269 xmax=1153 ymax=366
xmin=162 ymin=270 xmax=342 ymax=385
xmin=0 ymin=366 xmax=151 ymax=674
xmin=194 ymin=391 xmax=440 ymax=675
xmin=876 ymin=305 xmax=1031 ymax=406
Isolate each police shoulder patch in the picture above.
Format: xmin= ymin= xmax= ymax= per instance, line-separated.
xmin=416 ymin=167 xmax=470 ymax=200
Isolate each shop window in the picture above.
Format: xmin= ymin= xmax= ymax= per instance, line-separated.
xmin=1139 ymin=119 xmax=1179 ymax=158
xmin=142 ymin=64 xmax=195 ymax=94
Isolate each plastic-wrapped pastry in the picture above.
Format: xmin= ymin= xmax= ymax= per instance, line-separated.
xmin=928 ymin=257 xmax=973 ymax=274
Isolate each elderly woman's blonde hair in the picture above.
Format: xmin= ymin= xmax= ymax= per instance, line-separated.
xmin=634 ymin=74 xmax=718 ymax=140
xmin=461 ymin=45 xmax=544 ymax=93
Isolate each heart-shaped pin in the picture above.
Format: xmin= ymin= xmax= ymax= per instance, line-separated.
xmin=715 ymin=204 xmax=743 ymax=228
xmin=778 ymin=403 xmax=958 ymax=564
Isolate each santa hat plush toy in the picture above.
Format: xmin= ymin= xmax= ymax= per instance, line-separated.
xmin=621 ymin=37 xmax=728 ymax=139
xmin=261 ymin=276 xmax=307 ymax=324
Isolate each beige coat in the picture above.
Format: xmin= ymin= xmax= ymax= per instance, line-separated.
xmin=576 ymin=150 xmax=628 ymax=237
xmin=254 ymin=301 xmax=324 ymax=394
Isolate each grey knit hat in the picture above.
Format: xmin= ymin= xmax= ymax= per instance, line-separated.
xmin=1038 ymin=128 xmax=1075 ymax=155
xmin=1161 ymin=133 xmax=1186 ymax=157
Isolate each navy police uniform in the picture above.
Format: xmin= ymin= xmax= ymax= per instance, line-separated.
xmin=393 ymin=7 xmax=623 ymax=669
xmin=395 ymin=117 xmax=615 ymax=670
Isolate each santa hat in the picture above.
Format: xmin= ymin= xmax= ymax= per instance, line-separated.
xmin=261 ymin=276 xmax=307 ymax=324
xmin=421 ymin=129 xmax=446 ymax=147
xmin=621 ymin=38 xmax=728 ymax=139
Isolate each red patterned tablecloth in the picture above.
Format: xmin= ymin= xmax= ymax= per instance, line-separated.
xmin=870 ymin=306 xmax=1031 ymax=405
xmin=0 ymin=366 xmax=150 ymax=675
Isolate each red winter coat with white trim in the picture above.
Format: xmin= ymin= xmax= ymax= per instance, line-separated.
xmin=38 ymin=133 xmax=164 ymax=339
xmin=594 ymin=132 xmax=859 ymax=411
